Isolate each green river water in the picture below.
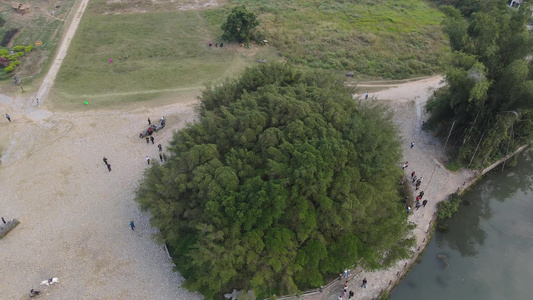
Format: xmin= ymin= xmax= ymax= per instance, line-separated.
xmin=391 ymin=152 xmax=533 ymax=300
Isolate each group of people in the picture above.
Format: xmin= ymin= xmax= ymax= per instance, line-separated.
xmin=406 ymin=142 xmax=429 ymax=213
xmin=209 ymin=41 xmax=223 ymax=48
xmin=338 ymin=277 xmax=367 ymax=299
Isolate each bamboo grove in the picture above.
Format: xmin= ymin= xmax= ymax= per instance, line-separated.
xmin=425 ymin=0 xmax=533 ymax=167
xmin=136 ymin=64 xmax=414 ymax=298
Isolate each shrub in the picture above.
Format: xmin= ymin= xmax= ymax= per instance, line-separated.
xmin=437 ymin=193 xmax=461 ymax=221
xmin=13 ymin=45 xmax=25 ymax=52
xmin=0 ymin=57 xmax=9 ymax=67
xmin=1 ymin=29 xmax=19 ymax=47
xmin=4 ymin=65 xmax=14 ymax=72
xmin=0 ymin=49 xmax=8 ymax=57
xmin=11 ymin=60 xmax=20 ymax=66
xmin=15 ymin=52 xmax=24 ymax=57
xmin=25 ymin=45 xmax=33 ymax=52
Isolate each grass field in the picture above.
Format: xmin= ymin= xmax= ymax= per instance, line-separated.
xmin=53 ymin=0 xmax=279 ymax=107
xmin=236 ymin=0 xmax=449 ymax=79
xmin=53 ymin=0 xmax=449 ymax=108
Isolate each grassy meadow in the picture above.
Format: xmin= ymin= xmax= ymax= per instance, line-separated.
xmin=237 ymin=0 xmax=449 ymax=78
xmin=53 ymin=0 xmax=280 ymax=107
xmin=53 ymin=0 xmax=449 ymax=107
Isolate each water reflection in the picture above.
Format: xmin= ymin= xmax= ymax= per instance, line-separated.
xmin=489 ymin=154 xmax=533 ymax=202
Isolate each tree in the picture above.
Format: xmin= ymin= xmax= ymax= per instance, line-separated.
xmin=424 ymin=1 xmax=533 ymax=167
xmin=136 ymin=63 xmax=414 ymax=299
xmin=221 ymin=5 xmax=259 ymax=43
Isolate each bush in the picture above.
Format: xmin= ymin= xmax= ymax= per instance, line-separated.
xmin=15 ymin=52 xmax=24 ymax=57
xmin=1 ymin=29 xmax=19 ymax=47
xmin=0 ymin=49 xmax=8 ymax=57
xmin=13 ymin=45 xmax=25 ymax=52
xmin=25 ymin=45 xmax=34 ymax=52
xmin=437 ymin=193 xmax=461 ymax=221
xmin=4 ymin=65 xmax=14 ymax=73
xmin=0 ymin=57 xmax=9 ymax=68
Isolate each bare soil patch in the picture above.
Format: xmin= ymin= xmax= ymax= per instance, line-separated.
xmin=100 ymin=0 xmax=225 ymax=14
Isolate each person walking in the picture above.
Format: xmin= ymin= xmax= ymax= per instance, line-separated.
xmin=159 ymin=153 xmax=163 ymax=162
xmin=411 ymin=171 xmax=415 ymax=178
xmin=419 ymin=176 xmax=423 ymax=183
xmin=148 ymin=118 xmax=151 ymax=125
xmin=348 ymin=291 xmax=354 ymax=299
xmin=416 ymin=201 xmax=421 ymax=210
xmin=365 ymin=91 xmax=369 ymax=100
xmin=146 ymin=156 xmax=150 ymax=165
xmin=129 ymin=221 xmax=135 ymax=230
xmin=103 ymin=157 xmax=108 ymax=165
xmin=407 ymin=206 xmax=411 ymax=213
xmin=412 ymin=175 xmax=417 ymax=183
xmin=361 ymin=278 xmax=367 ymax=288
xmin=1 ymin=217 xmax=6 ymax=224
xmin=422 ymin=199 xmax=428 ymax=207
xmin=411 ymin=141 xmax=415 ymax=149
xmin=150 ymin=136 xmax=154 ymax=144
xmin=419 ymin=191 xmax=425 ymax=199
xmin=344 ymin=269 xmax=348 ymax=278
xmin=6 ymin=114 xmax=11 ymax=122
xmin=107 ymin=163 xmax=112 ymax=172
xmin=145 ymin=137 xmax=149 ymax=144
xmin=36 ymin=98 xmax=40 ymax=106
xmin=158 ymin=144 xmax=162 ymax=152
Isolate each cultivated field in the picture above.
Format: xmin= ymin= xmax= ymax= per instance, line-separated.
xmin=0 ymin=0 xmax=77 ymax=81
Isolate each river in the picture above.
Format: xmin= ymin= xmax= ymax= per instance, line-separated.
xmin=391 ymin=152 xmax=533 ymax=300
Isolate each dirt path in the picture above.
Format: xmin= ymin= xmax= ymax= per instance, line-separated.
xmin=35 ymin=0 xmax=91 ymax=104
xmin=302 ymin=76 xmax=474 ymax=300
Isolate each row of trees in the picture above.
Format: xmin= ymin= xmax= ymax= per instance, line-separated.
xmin=136 ymin=64 xmax=414 ymax=298
xmin=424 ymin=1 xmax=533 ymax=167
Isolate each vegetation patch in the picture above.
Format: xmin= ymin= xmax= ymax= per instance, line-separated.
xmin=234 ymin=0 xmax=449 ymax=78
xmin=136 ymin=64 xmax=414 ymax=298
xmin=437 ymin=192 xmax=461 ymax=221
xmin=0 ymin=0 xmax=75 ymax=81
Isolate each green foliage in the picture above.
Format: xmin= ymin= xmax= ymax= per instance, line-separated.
xmin=4 ymin=65 xmax=14 ymax=73
xmin=221 ymin=5 xmax=259 ymax=43
xmin=425 ymin=0 xmax=533 ymax=167
xmin=13 ymin=45 xmax=25 ymax=52
xmin=437 ymin=193 xmax=462 ymax=221
xmin=25 ymin=45 xmax=33 ymax=52
xmin=136 ymin=64 xmax=413 ymax=298
xmin=14 ymin=52 xmax=24 ymax=57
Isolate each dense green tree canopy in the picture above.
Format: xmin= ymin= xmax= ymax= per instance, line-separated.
xmin=221 ymin=5 xmax=259 ymax=43
xmin=425 ymin=1 xmax=533 ymax=167
xmin=136 ymin=64 xmax=413 ymax=298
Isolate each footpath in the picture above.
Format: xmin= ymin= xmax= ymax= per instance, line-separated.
xmin=301 ymin=76 xmax=475 ymax=300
